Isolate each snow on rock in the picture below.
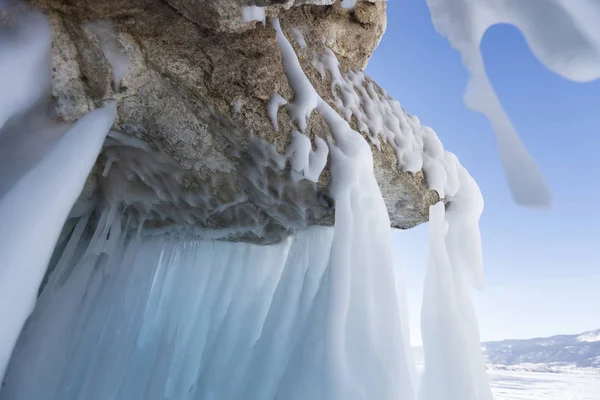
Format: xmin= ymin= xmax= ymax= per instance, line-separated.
xmin=274 ymin=19 xmax=319 ymax=133
xmin=291 ymin=27 xmax=307 ymax=49
xmin=311 ymin=43 xmax=461 ymax=200
xmin=266 ymin=93 xmax=288 ymax=132
xmin=289 ymin=131 xmax=329 ymax=183
xmin=242 ymin=6 xmax=266 ymax=25
xmin=341 ymin=0 xmax=357 ymax=9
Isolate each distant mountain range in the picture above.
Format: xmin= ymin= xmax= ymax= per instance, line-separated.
xmin=414 ymin=329 xmax=600 ymax=370
xmin=482 ymin=329 xmax=600 ymax=369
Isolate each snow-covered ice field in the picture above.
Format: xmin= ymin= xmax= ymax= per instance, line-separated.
xmin=416 ymin=365 xmax=600 ymax=400
xmin=488 ymin=369 xmax=600 ymax=400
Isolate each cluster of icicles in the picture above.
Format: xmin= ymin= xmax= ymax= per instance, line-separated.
xmin=0 ymin=7 xmax=492 ymax=400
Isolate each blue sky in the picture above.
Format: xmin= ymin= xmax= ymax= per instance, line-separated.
xmin=368 ymin=0 xmax=600 ymax=344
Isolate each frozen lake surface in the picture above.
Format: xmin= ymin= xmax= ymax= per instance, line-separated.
xmin=416 ymin=364 xmax=600 ymax=400
xmin=488 ymin=368 xmax=600 ymax=400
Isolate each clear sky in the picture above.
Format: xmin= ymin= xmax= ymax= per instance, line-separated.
xmin=367 ymin=0 xmax=600 ymax=345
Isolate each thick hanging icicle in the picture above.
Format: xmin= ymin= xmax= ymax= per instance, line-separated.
xmin=419 ymin=169 xmax=491 ymax=400
xmin=0 ymin=9 xmax=116 ymax=380
xmin=273 ymin=17 xmax=417 ymax=399
xmin=0 ymin=104 xmax=116 ymax=380
xmin=426 ymin=0 xmax=600 ymax=207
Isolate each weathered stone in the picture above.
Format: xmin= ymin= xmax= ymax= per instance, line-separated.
xmin=28 ymin=0 xmax=439 ymax=242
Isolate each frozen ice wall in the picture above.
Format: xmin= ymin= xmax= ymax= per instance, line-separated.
xmin=0 ymin=6 xmax=491 ymax=400
xmin=426 ymin=0 xmax=600 ymax=206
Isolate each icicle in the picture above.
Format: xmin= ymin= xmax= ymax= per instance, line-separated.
xmin=266 ymin=93 xmax=288 ymax=132
xmin=289 ymin=131 xmax=329 ymax=183
xmin=242 ymin=6 xmax=266 ymax=26
xmin=419 ymin=168 xmax=490 ymax=400
xmin=0 ymin=103 xmax=116 ymax=380
xmin=273 ymin=17 xmax=416 ymax=400
xmin=425 ymin=0 xmax=600 ymax=206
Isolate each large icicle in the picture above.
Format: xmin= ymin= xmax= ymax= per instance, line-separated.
xmin=0 ymin=10 xmax=116 ymax=379
xmin=0 ymin=104 xmax=116 ymax=379
xmin=274 ymin=18 xmax=416 ymax=399
xmin=419 ymin=170 xmax=491 ymax=400
xmin=425 ymin=0 xmax=600 ymax=206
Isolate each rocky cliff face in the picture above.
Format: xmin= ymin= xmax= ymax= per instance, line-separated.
xmin=25 ymin=0 xmax=439 ymax=242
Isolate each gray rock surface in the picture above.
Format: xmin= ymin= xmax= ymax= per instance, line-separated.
xmin=27 ymin=0 xmax=439 ymax=242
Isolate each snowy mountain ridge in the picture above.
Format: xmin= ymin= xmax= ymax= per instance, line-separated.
xmin=481 ymin=329 xmax=600 ymax=369
xmin=576 ymin=330 xmax=600 ymax=343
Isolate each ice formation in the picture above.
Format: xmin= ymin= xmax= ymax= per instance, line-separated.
xmin=1 ymin=8 xmax=491 ymax=400
xmin=242 ymin=6 xmax=266 ymax=25
xmin=426 ymin=0 xmax=600 ymax=206
xmin=0 ymin=10 xmax=117 ymax=379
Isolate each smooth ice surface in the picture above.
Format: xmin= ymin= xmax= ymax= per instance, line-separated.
xmin=0 ymin=10 xmax=116 ymax=379
xmin=419 ymin=201 xmax=491 ymax=400
xmin=425 ymin=0 xmax=600 ymax=206
xmin=2 ymin=226 xmax=335 ymax=400
xmin=0 ymin=104 xmax=115 ymax=380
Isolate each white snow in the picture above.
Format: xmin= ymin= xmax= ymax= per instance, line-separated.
xmin=289 ymin=131 xmax=329 ymax=183
xmin=576 ymin=330 xmax=600 ymax=343
xmin=266 ymin=93 xmax=288 ymax=132
xmin=291 ymin=27 xmax=307 ymax=49
xmin=311 ymin=47 xmax=465 ymax=200
xmin=341 ymin=0 xmax=357 ymax=9
xmin=425 ymin=0 xmax=600 ymax=206
xmin=274 ymin=19 xmax=319 ymax=133
xmin=416 ymin=363 xmax=600 ymax=400
xmin=242 ymin=6 xmax=266 ymax=25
